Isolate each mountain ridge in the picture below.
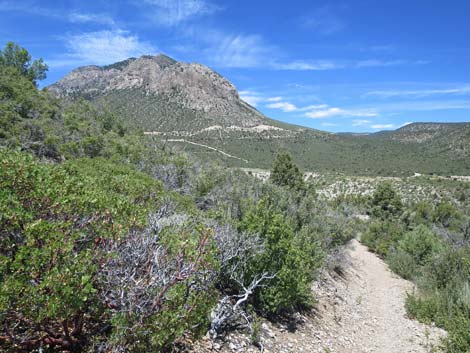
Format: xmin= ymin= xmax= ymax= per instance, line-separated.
xmin=47 ymin=55 xmax=470 ymax=176
xmin=48 ymin=54 xmax=301 ymax=134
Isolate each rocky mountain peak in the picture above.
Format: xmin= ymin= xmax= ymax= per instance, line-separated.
xmin=48 ymin=54 xmax=239 ymax=102
xmin=47 ymin=54 xmax=273 ymax=131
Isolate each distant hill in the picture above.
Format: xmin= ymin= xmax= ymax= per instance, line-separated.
xmin=373 ymin=122 xmax=470 ymax=143
xmin=48 ymin=56 xmax=470 ymax=176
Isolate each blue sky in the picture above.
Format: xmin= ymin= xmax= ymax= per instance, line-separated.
xmin=1 ymin=0 xmax=470 ymax=132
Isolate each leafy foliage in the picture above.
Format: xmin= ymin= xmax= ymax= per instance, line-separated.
xmin=0 ymin=42 xmax=48 ymax=84
xmin=270 ymin=151 xmax=305 ymax=191
xmin=370 ymin=182 xmax=403 ymax=218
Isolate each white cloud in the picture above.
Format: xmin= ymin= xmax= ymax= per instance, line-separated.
xmin=301 ymin=6 xmax=346 ymax=34
xmin=267 ymin=96 xmax=283 ymax=102
xmin=239 ymin=90 xmax=264 ymax=107
xmin=270 ymin=58 xmax=419 ymax=71
xmin=298 ymin=104 xmax=329 ymax=111
xmin=272 ymin=60 xmax=342 ymax=71
xmin=144 ymin=0 xmax=219 ymax=26
xmin=182 ymin=25 xmax=420 ymax=71
xmin=211 ymin=34 xmax=274 ymax=68
xmin=355 ymin=59 xmax=405 ymax=68
xmin=52 ymin=30 xmax=156 ymax=67
xmin=266 ymin=102 xmax=298 ymax=112
xmin=0 ymin=1 xmax=59 ymax=17
xmin=240 ymin=95 xmax=262 ymax=107
xmin=0 ymin=2 xmax=116 ymax=26
xmin=68 ymin=12 xmax=116 ymax=26
xmin=305 ymin=107 xmax=345 ymax=119
xmin=365 ymin=86 xmax=470 ymax=98
xmin=401 ymin=121 xmax=413 ymax=126
xmin=369 ymin=99 xmax=470 ymax=112
xmin=371 ymin=124 xmax=395 ymax=129
xmin=352 ymin=119 xmax=372 ymax=126
xmin=305 ymin=106 xmax=378 ymax=119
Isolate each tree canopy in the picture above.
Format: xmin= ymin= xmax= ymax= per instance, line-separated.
xmin=270 ymin=151 xmax=304 ymax=190
xmin=0 ymin=41 xmax=48 ymax=85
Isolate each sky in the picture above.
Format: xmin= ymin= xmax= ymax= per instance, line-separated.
xmin=1 ymin=0 xmax=470 ymax=132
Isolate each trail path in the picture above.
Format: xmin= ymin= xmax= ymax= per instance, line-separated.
xmin=194 ymin=239 xmax=446 ymax=353
xmin=166 ymin=139 xmax=250 ymax=163
xmin=306 ymin=239 xmax=446 ymax=353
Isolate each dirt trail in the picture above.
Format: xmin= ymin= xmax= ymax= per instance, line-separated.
xmin=310 ymin=239 xmax=446 ymax=353
xmin=193 ymin=239 xmax=446 ymax=353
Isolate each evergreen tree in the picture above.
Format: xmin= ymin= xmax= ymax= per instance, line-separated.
xmin=270 ymin=151 xmax=304 ymax=190
xmin=0 ymin=41 xmax=48 ymax=85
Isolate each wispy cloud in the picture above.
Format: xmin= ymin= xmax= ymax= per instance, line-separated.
xmin=50 ymin=30 xmax=156 ymax=67
xmin=263 ymin=97 xmax=379 ymax=120
xmin=266 ymin=102 xmax=298 ymax=112
xmin=178 ymin=23 xmax=425 ymax=72
xmin=305 ymin=106 xmax=378 ymax=119
xmin=239 ymin=90 xmax=264 ymax=107
xmin=143 ymin=0 xmax=219 ymax=26
xmin=272 ymin=60 xmax=343 ymax=71
xmin=211 ymin=34 xmax=274 ymax=68
xmin=68 ymin=12 xmax=116 ymax=26
xmin=267 ymin=96 xmax=283 ymax=102
xmin=0 ymin=2 xmax=116 ymax=26
xmin=352 ymin=119 xmax=372 ymax=126
xmin=301 ymin=5 xmax=346 ymax=35
xmin=369 ymin=99 xmax=470 ymax=112
xmin=365 ymin=86 xmax=470 ymax=98
xmin=0 ymin=1 xmax=57 ymax=17
xmin=355 ymin=59 xmax=405 ymax=68
xmin=371 ymin=124 xmax=395 ymax=129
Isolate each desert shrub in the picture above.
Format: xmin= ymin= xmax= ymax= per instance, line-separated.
xmin=404 ymin=242 xmax=470 ymax=352
xmin=411 ymin=201 xmax=434 ymax=224
xmin=238 ymin=199 xmax=322 ymax=315
xmin=97 ymin=217 xmax=217 ymax=352
xmin=362 ymin=220 xmax=404 ymax=257
xmin=0 ymin=150 xmax=163 ymax=352
xmin=406 ymin=293 xmax=470 ymax=353
xmin=433 ymin=201 xmax=460 ymax=228
xmin=387 ymin=249 xmax=416 ymax=279
xmin=396 ymin=225 xmax=443 ymax=269
xmin=370 ymin=181 xmax=403 ymax=218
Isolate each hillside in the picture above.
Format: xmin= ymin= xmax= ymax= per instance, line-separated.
xmin=48 ymin=55 xmax=470 ymax=176
xmin=48 ymin=55 xmax=306 ymax=136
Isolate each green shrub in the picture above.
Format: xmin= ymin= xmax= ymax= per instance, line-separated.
xmin=387 ymin=249 xmax=416 ymax=279
xmin=370 ymin=182 xmax=402 ymax=218
xmin=239 ymin=199 xmax=322 ymax=315
xmin=362 ymin=220 xmax=404 ymax=257
xmin=398 ymin=225 xmax=442 ymax=267
xmin=0 ymin=150 xmax=164 ymax=351
xmin=270 ymin=151 xmax=305 ymax=191
xmin=433 ymin=201 xmax=459 ymax=228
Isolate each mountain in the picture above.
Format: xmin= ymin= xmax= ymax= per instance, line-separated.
xmin=370 ymin=122 xmax=470 ymax=160
xmin=48 ymin=55 xmax=470 ymax=176
xmin=48 ymin=54 xmax=307 ymax=136
xmin=373 ymin=122 xmax=470 ymax=143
